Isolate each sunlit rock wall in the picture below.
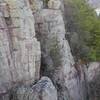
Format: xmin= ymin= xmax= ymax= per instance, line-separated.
xmin=0 ymin=0 xmax=41 ymax=95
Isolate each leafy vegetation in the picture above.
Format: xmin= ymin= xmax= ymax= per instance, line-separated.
xmin=43 ymin=0 xmax=49 ymax=7
xmin=43 ymin=0 xmax=49 ymax=4
xmin=64 ymin=0 xmax=100 ymax=61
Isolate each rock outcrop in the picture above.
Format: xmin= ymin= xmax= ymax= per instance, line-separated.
xmin=48 ymin=0 xmax=61 ymax=9
xmin=34 ymin=1 xmax=87 ymax=100
xmin=30 ymin=0 xmax=43 ymax=13
xmin=10 ymin=77 xmax=57 ymax=100
xmin=0 ymin=0 xmax=41 ymax=96
xmin=0 ymin=0 xmax=99 ymax=100
xmin=87 ymin=62 xmax=100 ymax=100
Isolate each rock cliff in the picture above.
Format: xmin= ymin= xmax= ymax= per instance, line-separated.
xmin=0 ymin=0 xmax=99 ymax=100
xmin=0 ymin=0 xmax=41 ymax=97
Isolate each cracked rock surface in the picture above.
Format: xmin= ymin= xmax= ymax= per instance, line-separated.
xmin=0 ymin=0 xmax=99 ymax=100
xmin=0 ymin=0 xmax=41 ymax=95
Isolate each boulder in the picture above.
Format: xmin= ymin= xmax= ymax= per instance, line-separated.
xmin=48 ymin=0 xmax=61 ymax=9
xmin=34 ymin=9 xmax=87 ymax=100
xmin=10 ymin=77 xmax=57 ymax=100
xmin=87 ymin=62 xmax=100 ymax=100
xmin=30 ymin=0 xmax=43 ymax=13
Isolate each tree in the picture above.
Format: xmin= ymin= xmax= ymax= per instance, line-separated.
xmin=64 ymin=0 xmax=100 ymax=61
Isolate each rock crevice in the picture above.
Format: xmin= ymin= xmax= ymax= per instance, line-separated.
xmin=0 ymin=0 xmax=99 ymax=100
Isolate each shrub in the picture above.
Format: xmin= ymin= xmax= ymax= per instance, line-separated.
xmin=64 ymin=0 xmax=100 ymax=61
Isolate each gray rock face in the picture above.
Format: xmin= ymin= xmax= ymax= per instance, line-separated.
xmin=34 ymin=9 xmax=87 ymax=100
xmin=0 ymin=0 xmax=41 ymax=95
xmin=10 ymin=77 xmax=57 ymax=100
xmin=30 ymin=0 xmax=43 ymax=13
xmin=87 ymin=62 xmax=100 ymax=100
xmin=48 ymin=0 xmax=62 ymax=9
xmin=0 ymin=0 xmax=99 ymax=100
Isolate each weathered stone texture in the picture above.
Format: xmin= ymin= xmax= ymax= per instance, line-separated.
xmin=0 ymin=11 xmax=13 ymax=94
xmin=87 ymin=62 xmax=100 ymax=100
xmin=48 ymin=0 xmax=62 ymax=9
xmin=0 ymin=0 xmax=99 ymax=100
xmin=10 ymin=77 xmax=57 ymax=100
xmin=30 ymin=0 xmax=43 ymax=13
xmin=0 ymin=0 xmax=41 ymax=95
xmin=34 ymin=9 xmax=87 ymax=100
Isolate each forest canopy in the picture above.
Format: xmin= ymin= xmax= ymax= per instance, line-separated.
xmin=64 ymin=0 xmax=100 ymax=61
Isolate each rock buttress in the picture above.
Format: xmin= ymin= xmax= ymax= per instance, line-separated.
xmin=34 ymin=8 xmax=87 ymax=100
xmin=0 ymin=0 xmax=41 ymax=97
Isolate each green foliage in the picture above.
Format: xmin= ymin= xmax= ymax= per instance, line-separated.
xmin=43 ymin=0 xmax=49 ymax=6
xmin=44 ymin=0 xmax=49 ymax=4
xmin=87 ymin=19 xmax=100 ymax=61
xmin=65 ymin=0 xmax=100 ymax=61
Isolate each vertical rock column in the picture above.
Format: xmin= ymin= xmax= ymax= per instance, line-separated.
xmin=5 ymin=0 xmax=41 ymax=83
xmin=34 ymin=0 xmax=87 ymax=100
xmin=34 ymin=9 xmax=75 ymax=100
xmin=0 ymin=0 xmax=41 ymax=96
xmin=87 ymin=62 xmax=100 ymax=100
xmin=0 ymin=4 xmax=13 ymax=94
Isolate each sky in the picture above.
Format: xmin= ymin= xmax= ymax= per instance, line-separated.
xmin=88 ymin=0 xmax=100 ymax=8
